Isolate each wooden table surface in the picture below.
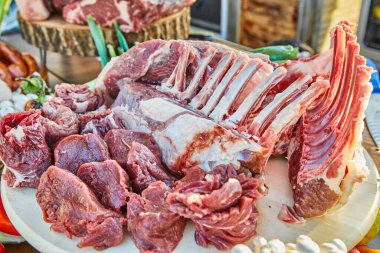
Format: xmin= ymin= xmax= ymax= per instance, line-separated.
xmin=1 ymin=34 xmax=379 ymax=253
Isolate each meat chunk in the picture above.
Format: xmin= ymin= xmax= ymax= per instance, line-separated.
xmin=54 ymin=134 xmax=109 ymax=174
xmin=77 ymin=160 xmax=131 ymax=213
xmin=0 ymin=110 xmax=52 ymax=188
xmin=54 ymin=83 xmax=105 ymax=113
xmin=127 ymin=181 xmax=186 ymax=253
xmin=52 ymin=0 xmax=78 ymax=12
xmin=167 ymin=164 xmax=263 ymax=250
xmin=36 ymin=166 xmax=125 ymax=250
xmin=127 ymin=142 xmax=173 ymax=193
xmin=105 ymin=129 xmax=160 ymax=168
xmin=79 ymin=109 xmax=124 ymax=137
xmin=63 ymin=0 xmax=195 ymax=33
xmin=42 ymin=100 xmax=79 ymax=147
xmin=15 ymin=0 xmax=50 ymax=21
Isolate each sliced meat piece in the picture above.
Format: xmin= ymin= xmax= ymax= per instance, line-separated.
xmin=36 ymin=166 xmax=125 ymax=250
xmin=167 ymin=164 xmax=263 ymax=250
xmin=127 ymin=181 xmax=186 ymax=253
xmin=42 ymin=100 xmax=79 ymax=147
xmin=0 ymin=110 xmax=52 ymax=188
xmin=15 ymin=0 xmax=50 ymax=21
xmin=127 ymin=142 xmax=173 ymax=193
xmin=54 ymin=83 xmax=105 ymax=113
xmin=77 ymin=160 xmax=131 ymax=213
xmin=54 ymin=134 xmax=109 ymax=174
xmin=52 ymin=0 xmax=78 ymax=12
xmin=79 ymin=109 xmax=124 ymax=137
xmin=104 ymin=129 xmax=160 ymax=168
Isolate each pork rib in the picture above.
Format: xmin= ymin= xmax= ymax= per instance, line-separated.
xmin=288 ymin=22 xmax=373 ymax=217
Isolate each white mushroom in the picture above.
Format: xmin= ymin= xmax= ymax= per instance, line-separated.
xmin=295 ymin=235 xmax=320 ymax=253
xmin=232 ymin=244 xmax=254 ymax=253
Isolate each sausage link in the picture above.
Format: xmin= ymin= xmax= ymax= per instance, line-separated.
xmin=22 ymin=54 xmax=39 ymax=75
xmin=0 ymin=61 xmax=13 ymax=89
xmin=0 ymin=44 xmax=28 ymax=78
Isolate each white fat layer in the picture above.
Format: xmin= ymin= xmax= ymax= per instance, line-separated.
xmin=73 ymin=101 xmax=89 ymax=113
xmin=210 ymin=59 xmax=262 ymax=122
xmin=112 ymin=106 xmax=151 ymax=133
xmin=9 ymin=126 xmax=25 ymax=143
xmin=201 ymin=55 xmax=248 ymax=116
xmin=140 ymin=98 xmax=188 ymax=122
xmin=2 ymin=162 xmax=35 ymax=188
xmin=153 ymin=113 xmax=259 ymax=170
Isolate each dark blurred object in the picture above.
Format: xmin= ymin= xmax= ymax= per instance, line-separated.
xmin=358 ymin=0 xmax=380 ymax=62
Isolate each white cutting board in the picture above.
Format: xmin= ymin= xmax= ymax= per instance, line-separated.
xmin=2 ymin=151 xmax=379 ymax=253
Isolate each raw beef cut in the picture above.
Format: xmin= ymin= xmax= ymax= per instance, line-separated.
xmin=42 ymin=100 xmax=79 ymax=147
xmin=54 ymin=83 xmax=105 ymax=113
xmin=16 ymin=0 xmax=51 ymax=21
xmin=36 ymin=166 xmax=125 ymax=250
xmin=54 ymin=133 xmax=109 ymax=174
xmin=52 ymin=0 xmax=78 ymax=12
xmin=127 ymin=181 xmax=186 ymax=253
xmin=0 ymin=110 xmax=52 ymax=188
xmin=167 ymin=164 xmax=263 ymax=250
xmin=79 ymin=109 xmax=124 ymax=137
xmin=126 ymin=142 xmax=173 ymax=193
xmin=77 ymin=160 xmax=131 ymax=213
xmin=105 ymin=129 xmax=160 ymax=168
xmin=63 ymin=0 xmax=196 ymax=33
xmin=288 ymin=21 xmax=373 ymax=217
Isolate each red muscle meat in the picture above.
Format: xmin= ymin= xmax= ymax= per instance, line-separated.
xmin=54 ymin=134 xmax=110 ymax=174
xmin=77 ymin=160 xmax=131 ymax=213
xmin=79 ymin=109 xmax=124 ymax=137
xmin=54 ymin=83 xmax=105 ymax=113
xmin=167 ymin=164 xmax=264 ymax=250
xmin=127 ymin=181 xmax=186 ymax=253
xmin=126 ymin=142 xmax=173 ymax=193
xmin=0 ymin=110 xmax=52 ymax=188
xmin=105 ymin=129 xmax=161 ymax=168
xmin=36 ymin=166 xmax=125 ymax=250
xmin=42 ymin=100 xmax=79 ymax=147
xmin=288 ymin=21 xmax=373 ymax=217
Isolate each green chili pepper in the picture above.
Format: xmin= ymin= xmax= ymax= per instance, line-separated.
xmin=252 ymin=45 xmax=299 ymax=62
xmin=87 ymin=15 xmax=108 ymax=67
xmin=107 ymin=44 xmax=117 ymax=58
xmin=113 ymin=21 xmax=129 ymax=53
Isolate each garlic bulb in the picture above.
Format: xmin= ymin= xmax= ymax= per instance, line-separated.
xmin=232 ymin=235 xmax=347 ymax=253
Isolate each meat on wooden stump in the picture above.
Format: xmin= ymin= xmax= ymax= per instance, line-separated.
xmin=127 ymin=181 xmax=186 ymax=253
xmin=54 ymin=133 xmax=109 ymax=174
xmin=36 ymin=166 xmax=125 ymax=250
xmin=0 ymin=110 xmax=52 ymax=188
xmin=77 ymin=160 xmax=131 ymax=213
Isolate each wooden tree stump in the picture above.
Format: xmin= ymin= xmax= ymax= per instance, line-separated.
xmin=18 ymin=7 xmax=190 ymax=57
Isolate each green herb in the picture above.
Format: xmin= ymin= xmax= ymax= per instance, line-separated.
xmin=107 ymin=44 xmax=117 ymax=58
xmin=87 ymin=15 xmax=108 ymax=67
xmin=0 ymin=0 xmax=12 ymax=36
xmin=114 ymin=21 xmax=129 ymax=53
xmin=18 ymin=74 xmax=50 ymax=103
xmin=251 ymin=45 xmax=299 ymax=62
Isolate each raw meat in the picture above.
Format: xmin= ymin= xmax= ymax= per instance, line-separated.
xmin=127 ymin=181 xmax=186 ymax=253
xmin=77 ymin=160 xmax=131 ymax=213
xmin=54 ymin=133 xmax=110 ymax=174
xmin=79 ymin=109 xmax=124 ymax=137
xmin=36 ymin=166 xmax=125 ymax=250
xmin=167 ymin=164 xmax=263 ymax=250
xmin=126 ymin=142 xmax=173 ymax=193
xmin=16 ymin=0 xmax=51 ymax=21
xmin=105 ymin=129 xmax=161 ymax=168
xmin=52 ymin=0 xmax=78 ymax=12
xmin=288 ymin=21 xmax=373 ymax=217
xmin=63 ymin=0 xmax=196 ymax=33
xmin=54 ymin=83 xmax=105 ymax=113
xmin=0 ymin=110 xmax=52 ymax=188
xmin=42 ymin=100 xmax=79 ymax=147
